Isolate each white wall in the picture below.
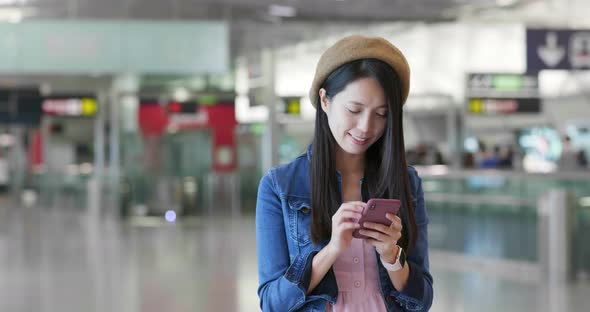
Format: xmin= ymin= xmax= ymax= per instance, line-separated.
xmin=544 ymin=95 xmax=590 ymax=133
xmin=274 ymin=22 xmax=525 ymax=104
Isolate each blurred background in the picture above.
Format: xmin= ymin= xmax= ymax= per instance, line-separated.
xmin=0 ymin=0 xmax=589 ymax=311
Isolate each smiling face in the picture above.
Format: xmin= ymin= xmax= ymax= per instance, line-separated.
xmin=319 ymin=77 xmax=388 ymax=156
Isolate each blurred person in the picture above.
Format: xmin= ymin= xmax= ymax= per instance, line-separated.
xmin=497 ymin=146 xmax=514 ymax=169
xmin=256 ymin=36 xmax=433 ymax=312
xmin=479 ymin=145 xmax=501 ymax=169
xmin=580 ymin=149 xmax=588 ymax=168
xmin=405 ymin=147 xmax=419 ymax=166
xmin=414 ymin=143 xmax=427 ymax=165
xmin=559 ymin=136 xmax=587 ymax=171
xmin=409 ymin=143 xmax=444 ymax=166
xmin=474 ymin=140 xmax=487 ymax=167
xmin=0 ymin=150 xmax=7 ymax=193
xmin=462 ymin=152 xmax=476 ymax=168
xmin=426 ymin=145 xmax=445 ymax=165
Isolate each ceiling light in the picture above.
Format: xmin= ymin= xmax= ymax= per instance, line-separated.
xmin=268 ymin=4 xmax=297 ymax=18
xmin=0 ymin=0 xmax=27 ymax=5
xmin=0 ymin=8 xmax=23 ymax=22
xmin=0 ymin=7 xmax=35 ymax=23
xmin=0 ymin=134 xmax=15 ymax=147
xmin=496 ymin=0 xmax=519 ymax=7
xmin=173 ymin=87 xmax=190 ymax=102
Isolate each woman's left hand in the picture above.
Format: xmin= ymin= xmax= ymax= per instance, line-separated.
xmin=359 ymin=213 xmax=402 ymax=263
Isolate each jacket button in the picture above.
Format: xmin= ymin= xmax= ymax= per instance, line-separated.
xmin=386 ymin=296 xmax=394 ymax=303
xmin=301 ymin=207 xmax=310 ymax=214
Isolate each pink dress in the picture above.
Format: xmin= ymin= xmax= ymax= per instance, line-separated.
xmin=325 ymin=238 xmax=388 ymax=311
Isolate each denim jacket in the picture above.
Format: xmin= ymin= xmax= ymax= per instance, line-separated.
xmin=256 ymin=146 xmax=434 ymax=311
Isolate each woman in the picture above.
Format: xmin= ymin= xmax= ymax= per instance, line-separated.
xmin=256 ymin=35 xmax=433 ymax=312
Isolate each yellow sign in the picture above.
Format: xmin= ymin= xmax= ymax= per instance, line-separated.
xmin=468 ymin=98 xmax=483 ymax=114
xmin=286 ymin=98 xmax=300 ymax=115
xmin=81 ymin=98 xmax=98 ymax=116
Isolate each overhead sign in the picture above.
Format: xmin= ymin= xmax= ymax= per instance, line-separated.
xmin=467 ymin=73 xmax=539 ymax=98
xmin=0 ymin=88 xmax=43 ymax=124
xmin=167 ymin=101 xmax=198 ymax=114
xmin=468 ymin=98 xmax=541 ymax=115
xmin=42 ymin=98 xmax=97 ymax=117
xmin=466 ymin=73 xmax=541 ymax=115
xmin=527 ymin=28 xmax=590 ymax=72
xmin=168 ymin=111 xmax=209 ymax=129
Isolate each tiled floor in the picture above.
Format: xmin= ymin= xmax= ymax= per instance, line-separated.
xmin=0 ymin=203 xmax=588 ymax=312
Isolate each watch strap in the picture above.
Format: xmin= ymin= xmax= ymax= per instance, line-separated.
xmin=380 ymin=246 xmax=404 ymax=272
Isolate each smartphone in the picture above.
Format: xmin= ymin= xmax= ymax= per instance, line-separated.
xmin=352 ymin=198 xmax=401 ymax=239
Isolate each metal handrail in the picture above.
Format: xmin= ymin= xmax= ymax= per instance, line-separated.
xmin=426 ymin=192 xmax=536 ymax=207
xmin=414 ymin=165 xmax=590 ymax=181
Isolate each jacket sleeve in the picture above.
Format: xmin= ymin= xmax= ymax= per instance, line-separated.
xmin=256 ymin=171 xmax=323 ymax=311
xmin=385 ymin=169 xmax=434 ymax=311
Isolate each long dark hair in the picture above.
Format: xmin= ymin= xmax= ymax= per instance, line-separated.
xmin=310 ymin=59 xmax=418 ymax=254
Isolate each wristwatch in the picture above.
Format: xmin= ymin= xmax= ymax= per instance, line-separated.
xmin=380 ymin=246 xmax=406 ymax=272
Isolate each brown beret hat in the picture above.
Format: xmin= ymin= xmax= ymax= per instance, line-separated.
xmin=309 ymin=35 xmax=410 ymax=108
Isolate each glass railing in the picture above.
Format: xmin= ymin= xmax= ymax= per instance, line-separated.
xmin=31 ymin=171 xmax=93 ymax=209
xmin=417 ymin=167 xmax=590 ymax=200
xmin=416 ymin=166 xmax=590 ymax=276
xmin=30 ymin=163 xmax=590 ymax=276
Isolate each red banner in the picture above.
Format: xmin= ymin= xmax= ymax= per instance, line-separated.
xmin=138 ymin=103 xmax=237 ymax=172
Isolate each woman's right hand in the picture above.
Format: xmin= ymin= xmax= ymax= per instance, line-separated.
xmin=327 ymin=201 xmax=366 ymax=256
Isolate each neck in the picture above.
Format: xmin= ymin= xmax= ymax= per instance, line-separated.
xmin=335 ymin=146 xmax=365 ymax=177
